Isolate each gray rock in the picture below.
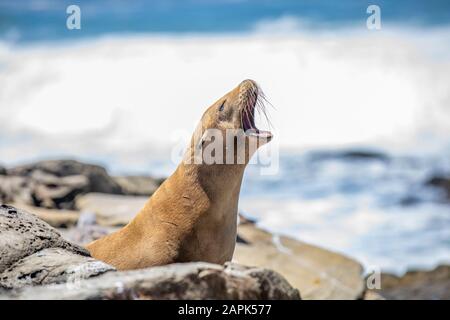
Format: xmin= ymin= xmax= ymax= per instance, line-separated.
xmin=113 ymin=176 xmax=164 ymax=196
xmin=9 ymin=160 xmax=123 ymax=195
xmin=0 ymin=248 xmax=113 ymax=289
xmin=1 ymin=160 xmax=165 ymax=209
xmin=32 ymin=171 xmax=89 ymax=209
xmin=0 ymin=171 xmax=89 ymax=209
xmin=1 ymin=160 xmax=127 ymax=209
xmin=0 ymin=205 xmax=299 ymax=300
xmin=0 ymin=205 xmax=113 ymax=289
xmin=1 ymin=262 xmax=300 ymax=300
xmin=8 ymin=203 xmax=80 ymax=228
xmin=0 ymin=175 xmax=34 ymax=206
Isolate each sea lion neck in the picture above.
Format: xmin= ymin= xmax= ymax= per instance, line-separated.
xmin=178 ymin=162 xmax=246 ymax=204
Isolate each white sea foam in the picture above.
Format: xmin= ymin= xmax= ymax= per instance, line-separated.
xmin=0 ymin=28 xmax=449 ymax=169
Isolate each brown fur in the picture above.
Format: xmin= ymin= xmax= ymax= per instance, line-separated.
xmin=86 ymin=79 xmax=272 ymax=270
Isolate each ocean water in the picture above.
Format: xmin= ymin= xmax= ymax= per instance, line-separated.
xmin=2 ymin=0 xmax=450 ymax=42
xmin=0 ymin=0 xmax=449 ymax=274
xmin=240 ymin=150 xmax=450 ymax=274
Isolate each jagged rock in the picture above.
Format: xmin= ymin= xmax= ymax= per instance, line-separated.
xmin=1 ymin=160 xmax=125 ymax=209
xmin=75 ymin=193 xmax=148 ymax=226
xmin=233 ymin=224 xmax=365 ymax=300
xmin=0 ymin=175 xmax=34 ymax=206
xmin=0 ymin=170 xmax=89 ymax=209
xmin=9 ymin=160 xmax=124 ymax=195
xmin=0 ymin=248 xmax=114 ymax=289
xmin=0 ymin=206 xmax=300 ymax=300
xmin=113 ymin=176 xmax=164 ymax=196
xmin=1 ymin=161 xmax=165 ymax=209
xmin=1 ymin=262 xmax=300 ymax=300
xmin=31 ymin=170 xmax=89 ymax=208
xmin=10 ymin=203 xmax=80 ymax=228
xmin=0 ymin=205 xmax=113 ymax=289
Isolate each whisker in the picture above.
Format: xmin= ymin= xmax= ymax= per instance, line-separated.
xmin=240 ymin=81 xmax=274 ymax=132
xmin=245 ymin=94 xmax=254 ymax=130
xmin=260 ymin=90 xmax=276 ymax=111
xmin=255 ymin=91 xmax=274 ymax=130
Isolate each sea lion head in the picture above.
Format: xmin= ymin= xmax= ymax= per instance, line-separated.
xmin=188 ymin=79 xmax=273 ymax=166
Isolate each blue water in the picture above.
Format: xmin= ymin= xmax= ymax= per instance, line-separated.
xmin=239 ymin=150 xmax=450 ymax=273
xmin=1 ymin=0 xmax=450 ymax=43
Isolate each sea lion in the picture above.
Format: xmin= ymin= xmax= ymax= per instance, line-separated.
xmin=86 ymin=79 xmax=273 ymax=270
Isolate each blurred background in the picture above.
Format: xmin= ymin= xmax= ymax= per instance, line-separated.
xmin=0 ymin=0 xmax=449 ymax=274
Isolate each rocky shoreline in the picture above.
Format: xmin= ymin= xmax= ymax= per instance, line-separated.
xmin=0 ymin=160 xmax=448 ymax=300
xmin=367 ymin=265 xmax=450 ymax=300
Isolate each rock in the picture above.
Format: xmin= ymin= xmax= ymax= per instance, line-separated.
xmin=233 ymin=224 xmax=365 ymax=300
xmin=0 ymin=205 xmax=113 ymax=289
xmin=1 ymin=262 xmax=300 ymax=300
xmin=0 ymin=206 xmax=299 ymax=300
xmin=30 ymin=170 xmax=89 ymax=208
xmin=113 ymin=176 xmax=164 ymax=196
xmin=238 ymin=212 xmax=257 ymax=225
xmin=1 ymin=160 xmax=165 ymax=209
xmin=426 ymin=175 xmax=450 ymax=199
xmin=0 ymin=170 xmax=89 ymax=210
xmin=0 ymin=248 xmax=114 ymax=289
xmin=368 ymin=265 xmax=450 ymax=300
xmin=309 ymin=149 xmax=389 ymax=162
xmin=11 ymin=203 xmax=80 ymax=228
xmin=75 ymin=193 xmax=148 ymax=226
xmin=0 ymin=175 xmax=34 ymax=206
xmin=9 ymin=160 xmax=124 ymax=195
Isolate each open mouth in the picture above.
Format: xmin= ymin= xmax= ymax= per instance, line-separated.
xmin=241 ymin=86 xmax=273 ymax=139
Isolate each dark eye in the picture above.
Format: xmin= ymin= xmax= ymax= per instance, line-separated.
xmin=218 ymin=100 xmax=225 ymax=111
